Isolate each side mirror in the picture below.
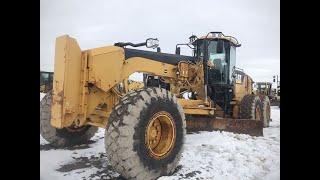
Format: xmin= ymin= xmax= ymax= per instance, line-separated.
xmin=157 ymin=47 xmax=161 ymax=52
xmin=146 ymin=38 xmax=159 ymax=49
xmin=175 ymin=47 xmax=181 ymax=55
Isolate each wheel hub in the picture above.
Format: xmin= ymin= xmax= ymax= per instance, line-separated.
xmin=145 ymin=111 xmax=176 ymax=159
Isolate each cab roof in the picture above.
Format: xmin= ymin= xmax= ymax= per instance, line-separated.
xmin=193 ymin=32 xmax=241 ymax=47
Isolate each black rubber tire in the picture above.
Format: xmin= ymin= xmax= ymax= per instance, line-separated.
xmin=105 ymin=88 xmax=186 ymax=180
xmin=40 ymin=91 xmax=98 ymax=147
xmin=261 ymin=96 xmax=271 ymax=127
xmin=240 ymin=94 xmax=263 ymax=120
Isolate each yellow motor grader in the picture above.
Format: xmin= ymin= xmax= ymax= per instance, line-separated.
xmin=254 ymin=81 xmax=279 ymax=107
xmin=255 ymin=82 xmax=273 ymax=98
xmin=40 ymin=32 xmax=270 ymax=179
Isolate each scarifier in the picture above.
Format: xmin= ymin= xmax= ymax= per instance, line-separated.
xmin=40 ymin=32 xmax=270 ymax=179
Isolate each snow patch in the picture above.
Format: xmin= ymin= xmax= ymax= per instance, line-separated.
xmin=40 ymin=94 xmax=280 ymax=180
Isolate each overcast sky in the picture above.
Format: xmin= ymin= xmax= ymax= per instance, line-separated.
xmin=41 ymin=0 xmax=279 ymax=83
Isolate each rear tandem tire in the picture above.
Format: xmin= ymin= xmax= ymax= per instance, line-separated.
xmin=260 ymin=96 xmax=271 ymax=127
xmin=40 ymin=91 xmax=98 ymax=148
xmin=240 ymin=94 xmax=263 ymax=121
xmin=105 ymin=88 xmax=186 ymax=180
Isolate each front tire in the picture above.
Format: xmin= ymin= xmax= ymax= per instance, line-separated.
xmin=40 ymin=91 xmax=98 ymax=147
xmin=105 ymin=88 xmax=186 ymax=180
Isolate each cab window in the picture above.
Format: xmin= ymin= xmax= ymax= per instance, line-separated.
xmin=40 ymin=72 xmax=49 ymax=86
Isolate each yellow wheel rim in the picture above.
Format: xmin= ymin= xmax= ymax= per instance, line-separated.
xmin=145 ymin=111 xmax=176 ymax=159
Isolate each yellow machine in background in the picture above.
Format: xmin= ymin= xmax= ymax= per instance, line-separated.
xmin=255 ymin=82 xmax=273 ymax=98
xmin=254 ymin=80 xmax=279 ymax=107
xmin=40 ymin=32 xmax=270 ymax=180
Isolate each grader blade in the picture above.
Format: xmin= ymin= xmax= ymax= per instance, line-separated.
xmin=186 ymin=116 xmax=263 ymax=136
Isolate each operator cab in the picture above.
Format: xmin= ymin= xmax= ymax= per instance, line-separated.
xmin=192 ymin=32 xmax=241 ymax=85
xmin=189 ymin=32 xmax=241 ymax=116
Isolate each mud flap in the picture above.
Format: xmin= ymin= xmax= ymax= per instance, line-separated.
xmin=186 ymin=116 xmax=263 ymax=136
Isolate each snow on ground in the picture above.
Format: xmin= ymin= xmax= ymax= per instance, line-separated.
xmin=40 ymin=94 xmax=280 ymax=180
xmin=40 ymin=93 xmax=46 ymax=100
